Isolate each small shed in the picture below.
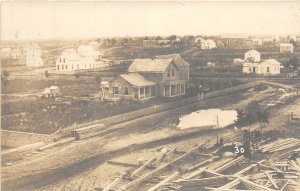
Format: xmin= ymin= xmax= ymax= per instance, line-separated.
xmin=280 ymin=43 xmax=294 ymax=53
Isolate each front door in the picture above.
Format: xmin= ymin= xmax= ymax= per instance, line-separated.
xmin=253 ymin=67 xmax=256 ymax=73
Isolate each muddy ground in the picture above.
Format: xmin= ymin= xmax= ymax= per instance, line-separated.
xmin=2 ymin=82 xmax=300 ymax=191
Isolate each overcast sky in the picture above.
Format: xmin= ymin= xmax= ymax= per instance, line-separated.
xmin=1 ymin=1 xmax=300 ymax=40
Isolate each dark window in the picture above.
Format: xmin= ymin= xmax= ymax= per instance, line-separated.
xmin=167 ymin=70 xmax=170 ymax=77
xmin=65 ymin=65 xmax=68 ymax=70
xmin=113 ymin=87 xmax=118 ymax=94
xmin=57 ymin=65 xmax=60 ymax=70
xmin=151 ymin=86 xmax=156 ymax=97
xmin=124 ymin=87 xmax=129 ymax=95
xmin=164 ymin=85 xmax=170 ymax=96
xmin=267 ymin=67 xmax=270 ymax=73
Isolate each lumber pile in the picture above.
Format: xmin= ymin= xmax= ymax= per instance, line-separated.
xmin=72 ymin=123 xmax=106 ymax=140
xmin=259 ymin=138 xmax=300 ymax=153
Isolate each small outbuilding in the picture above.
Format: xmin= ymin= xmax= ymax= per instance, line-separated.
xmin=243 ymin=59 xmax=281 ymax=75
xmin=244 ymin=50 xmax=260 ymax=62
xmin=280 ymin=43 xmax=294 ymax=53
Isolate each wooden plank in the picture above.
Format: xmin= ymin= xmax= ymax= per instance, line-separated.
xmin=213 ymin=156 xmax=245 ymax=173
xmin=176 ymin=176 xmax=230 ymax=184
xmin=204 ymin=169 xmax=224 ymax=177
xmin=213 ymin=178 xmax=241 ymax=190
xmin=234 ymin=160 xmax=265 ymax=176
xmin=151 ymin=148 xmax=175 ymax=167
xmin=265 ymin=172 xmax=279 ymax=189
xmin=147 ymin=171 xmax=180 ymax=191
xmin=188 ymin=156 xmax=219 ymax=172
xmin=183 ymin=167 xmax=206 ymax=179
xmin=289 ymin=160 xmax=300 ymax=171
xmin=130 ymin=157 xmax=156 ymax=178
xmin=237 ymin=176 xmax=275 ymax=191
xmin=2 ymin=142 xmax=46 ymax=156
xmin=117 ymin=143 xmax=205 ymax=191
xmin=280 ymin=180 xmax=289 ymax=191
xmin=107 ymin=160 xmax=139 ymax=168
xmin=103 ymin=174 xmax=125 ymax=191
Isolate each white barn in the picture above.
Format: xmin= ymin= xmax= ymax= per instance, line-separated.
xmin=56 ymin=49 xmax=96 ymax=72
xmin=201 ymin=39 xmax=217 ymax=49
xmin=25 ymin=44 xmax=43 ymax=67
xmin=77 ymin=45 xmax=100 ymax=60
xmin=243 ymin=59 xmax=281 ymax=75
xmin=244 ymin=50 xmax=261 ymax=62
xmin=280 ymin=43 xmax=294 ymax=53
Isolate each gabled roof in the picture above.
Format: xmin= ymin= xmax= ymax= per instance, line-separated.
xmin=243 ymin=59 xmax=281 ymax=67
xmin=78 ymin=45 xmax=95 ymax=52
xmin=220 ymin=33 xmax=249 ymax=39
xmin=120 ymin=73 xmax=155 ymax=87
xmin=61 ymin=49 xmax=80 ymax=60
xmin=156 ymin=54 xmax=190 ymax=67
xmin=49 ymin=86 xmax=59 ymax=90
xmin=245 ymin=49 xmax=260 ymax=55
xmin=280 ymin=43 xmax=293 ymax=47
xmin=260 ymin=59 xmax=281 ymax=66
xmin=128 ymin=58 xmax=174 ymax=73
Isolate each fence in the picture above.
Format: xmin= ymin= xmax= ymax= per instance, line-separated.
xmin=1 ymin=130 xmax=50 ymax=148
xmin=73 ymin=81 xmax=261 ymax=130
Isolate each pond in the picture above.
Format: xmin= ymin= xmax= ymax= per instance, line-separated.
xmin=178 ymin=109 xmax=237 ymax=129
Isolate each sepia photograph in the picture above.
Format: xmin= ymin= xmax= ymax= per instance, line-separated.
xmin=1 ymin=1 xmax=300 ymax=190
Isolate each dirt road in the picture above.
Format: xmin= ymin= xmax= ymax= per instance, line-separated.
xmin=1 ymin=84 xmax=299 ymax=191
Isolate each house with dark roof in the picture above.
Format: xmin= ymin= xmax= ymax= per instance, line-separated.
xmin=108 ymin=54 xmax=190 ymax=100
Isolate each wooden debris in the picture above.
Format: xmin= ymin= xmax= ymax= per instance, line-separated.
xmin=265 ymin=172 xmax=279 ymax=189
xmin=147 ymin=171 xmax=180 ymax=191
xmin=117 ymin=143 xmax=205 ymax=191
xmin=213 ymin=156 xmax=245 ymax=173
xmin=130 ymin=157 xmax=156 ymax=178
xmin=103 ymin=173 xmax=126 ymax=191
xmin=107 ymin=160 xmax=139 ymax=168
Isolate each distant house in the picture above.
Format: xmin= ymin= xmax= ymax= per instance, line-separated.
xmin=207 ymin=62 xmax=216 ymax=68
xmin=233 ymin=58 xmax=244 ymax=65
xmin=42 ymin=86 xmax=60 ymax=98
xmin=194 ymin=37 xmax=204 ymax=44
xmin=89 ymin=41 xmax=100 ymax=50
xmin=279 ymin=43 xmax=294 ymax=53
xmin=77 ymin=45 xmax=100 ymax=60
xmin=220 ymin=34 xmax=250 ymax=47
xmin=11 ymin=48 xmax=24 ymax=60
xmin=243 ymin=59 xmax=281 ymax=75
xmin=56 ymin=49 xmax=96 ymax=72
xmin=1 ymin=48 xmax=12 ymax=59
xmin=109 ymin=54 xmax=190 ymax=100
xmin=156 ymin=54 xmax=190 ymax=81
xmin=96 ymin=59 xmax=114 ymax=68
xmin=143 ymin=40 xmax=157 ymax=47
xmin=201 ymin=39 xmax=217 ymax=50
xmin=244 ymin=50 xmax=261 ymax=62
xmin=251 ymin=38 xmax=263 ymax=46
xmin=25 ymin=44 xmax=43 ymax=67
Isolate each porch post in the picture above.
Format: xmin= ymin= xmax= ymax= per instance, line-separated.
xmin=169 ymin=84 xmax=171 ymax=97
xmin=149 ymin=86 xmax=152 ymax=98
xmin=138 ymin=87 xmax=140 ymax=99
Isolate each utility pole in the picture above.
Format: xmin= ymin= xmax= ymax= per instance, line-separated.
xmin=216 ymin=115 xmax=220 ymax=145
